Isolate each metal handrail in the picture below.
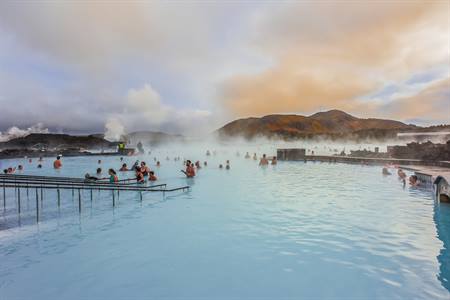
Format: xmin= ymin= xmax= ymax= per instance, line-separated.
xmin=0 ymin=183 xmax=187 ymax=192
xmin=0 ymin=178 xmax=167 ymax=191
xmin=1 ymin=173 xmax=190 ymax=223
xmin=0 ymin=174 xmax=139 ymax=186
xmin=0 ymin=173 xmax=135 ymax=183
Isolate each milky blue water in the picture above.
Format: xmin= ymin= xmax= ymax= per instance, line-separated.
xmin=1 ymin=149 xmax=449 ymax=299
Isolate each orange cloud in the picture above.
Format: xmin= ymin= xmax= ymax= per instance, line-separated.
xmin=378 ymin=77 xmax=450 ymax=124
xmin=220 ymin=1 xmax=449 ymax=121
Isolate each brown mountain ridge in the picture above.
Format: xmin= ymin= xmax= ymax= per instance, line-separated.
xmin=216 ymin=110 xmax=419 ymax=140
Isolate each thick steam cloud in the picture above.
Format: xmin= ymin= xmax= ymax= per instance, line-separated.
xmin=0 ymin=123 xmax=49 ymax=142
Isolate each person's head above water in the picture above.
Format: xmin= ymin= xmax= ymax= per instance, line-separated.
xmin=108 ymin=168 xmax=116 ymax=175
xmin=97 ymin=167 xmax=102 ymax=174
xmin=56 ymin=156 xmax=61 ymax=160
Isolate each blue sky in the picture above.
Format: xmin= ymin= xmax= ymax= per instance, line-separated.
xmin=0 ymin=1 xmax=448 ymax=138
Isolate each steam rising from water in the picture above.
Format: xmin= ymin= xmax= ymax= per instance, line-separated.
xmin=104 ymin=117 xmax=125 ymax=142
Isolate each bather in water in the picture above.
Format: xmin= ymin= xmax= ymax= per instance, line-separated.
xmin=259 ymin=154 xmax=269 ymax=166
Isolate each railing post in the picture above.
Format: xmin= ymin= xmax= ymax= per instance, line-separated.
xmin=35 ymin=187 xmax=39 ymax=223
xmin=40 ymin=184 xmax=43 ymax=208
xmin=3 ymin=181 xmax=5 ymax=211
xmin=78 ymin=189 xmax=81 ymax=213
xmin=17 ymin=187 xmax=21 ymax=214
xmin=57 ymin=185 xmax=60 ymax=207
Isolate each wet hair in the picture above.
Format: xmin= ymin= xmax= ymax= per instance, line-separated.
xmin=96 ymin=168 xmax=102 ymax=173
xmin=3 ymin=169 xmax=7 ymax=174
xmin=149 ymin=171 xmax=154 ymax=175
xmin=122 ymin=163 xmax=127 ymax=167
xmin=56 ymin=156 xmax=61 ymax=160
xmin=109 ymin=168 xmax=116 ymax=175
xmin=37 ymin=164 xmax=42 ymax=168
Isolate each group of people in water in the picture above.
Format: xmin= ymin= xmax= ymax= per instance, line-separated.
xmin=84 ymin=159 xmax=158 ymax=184
xmin=258 ymin=154 xmax=277 ymax=166
xmin=2 ymin=156 xmax=45 ymax=173
xmin=1 ymin=149 xmax=427 ymax=190
xmin=2 ymin=149 xmax=276 ymax=181
xmin=382 ymin=166 xmax=421 ymax=186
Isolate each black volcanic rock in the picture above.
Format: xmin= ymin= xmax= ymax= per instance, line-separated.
xmin=388 ymin=141 xmax=450 ymax=161
xmin=0 ymin=133 xmax=115 ymax=150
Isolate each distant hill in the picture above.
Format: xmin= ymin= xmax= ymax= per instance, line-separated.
xmin=216 ymin=110 xmax=419 ymax=140
xmin=124 ymin=131 xmax=185 ymax=146
xmin=0 ymin=133 xmax=115 ymax=150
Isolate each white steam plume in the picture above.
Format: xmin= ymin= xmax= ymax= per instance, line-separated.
xmin=104 ymin=117 xmax=125 ymax=141
xmin=0 ymin=123 xmax=49 ymax=142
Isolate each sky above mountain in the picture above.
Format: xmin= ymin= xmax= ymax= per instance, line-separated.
xmin=0 ymin=1 xmax=449 ymax=137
